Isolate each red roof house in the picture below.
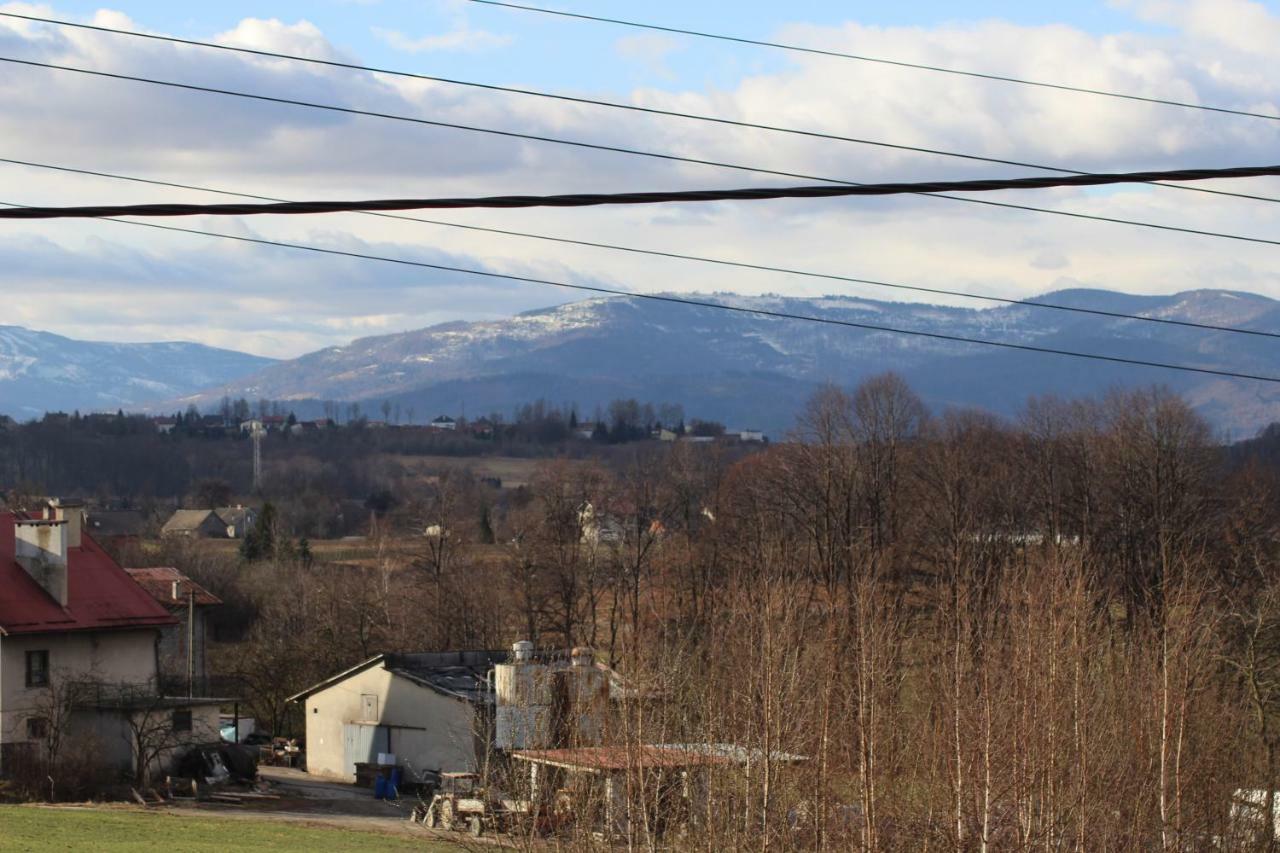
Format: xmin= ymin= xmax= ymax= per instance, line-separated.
xmin=1 ymin=502 xmax=224 ymax=782
xmin=0 ymin=507 xmax=174 ymax=636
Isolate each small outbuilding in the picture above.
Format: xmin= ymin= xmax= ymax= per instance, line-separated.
xmin=291 ymin=644 xmax=631 ymax=786
xmin=287 ymin=651 xmax=508 ymax=784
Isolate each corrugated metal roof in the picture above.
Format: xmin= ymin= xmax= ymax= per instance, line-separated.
xmin=0 ymin=512 xmax=176 ymax=635
xmin=512 ymin=746 xmax=734 ymax=772
xmin=287 ymin=650 xmax=511 ymax=704
xmin=386 ymin=650 xmax=509 ymax=703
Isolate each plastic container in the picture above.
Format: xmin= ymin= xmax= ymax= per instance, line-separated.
xmin=374 ymin=775 xmax=387 ymax=799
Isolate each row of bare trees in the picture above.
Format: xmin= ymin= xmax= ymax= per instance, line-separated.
xmin=140 ymin=374 xmax=1280 ymax=849
xmin=482 ymin=377 xmax=1280 ymax=849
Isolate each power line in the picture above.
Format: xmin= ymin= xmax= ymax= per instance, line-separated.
xmin=0 ymin=11 xmax=1274 ymax=207
xmin=3 ymin=199 xmax=1275 ymax=384
xmin=5 ymin=165 xmax=1279 ymax=220
xmin=4 ymin=56 xmax=1280 ymax=248
xmin=6 ymin=155 xmax=1277 ymax=339
xmin=467 ymin=0 xmax=1280 ymax=124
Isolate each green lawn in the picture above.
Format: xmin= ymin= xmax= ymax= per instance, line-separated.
xmin=0 ymin=806 xmax=459 ymax=852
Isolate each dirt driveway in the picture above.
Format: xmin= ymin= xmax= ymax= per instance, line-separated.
xmin=158 ymin=766 xmax=424 ymax=838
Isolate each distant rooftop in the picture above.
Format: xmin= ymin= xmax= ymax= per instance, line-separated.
xmin=124 ymin=567 xmax=222 ymax=608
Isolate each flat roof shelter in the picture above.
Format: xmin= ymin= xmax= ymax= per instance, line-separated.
xmin=511 ymin=746 xmax=738 ymax=840
xmin=513 ymin=745 xmax=733 ymax=773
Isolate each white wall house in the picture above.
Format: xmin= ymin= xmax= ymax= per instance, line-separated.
xmin=0 ymin=500 xmax=222 ymax=780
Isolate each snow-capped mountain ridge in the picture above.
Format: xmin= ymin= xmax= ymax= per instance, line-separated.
xmin=6 ymin=288 xmax=1279 ymax=436
xmin=176 ymin=288 xmax=1280 ymax=437
xmin=0 ymin=326 xmax=275 ymax=419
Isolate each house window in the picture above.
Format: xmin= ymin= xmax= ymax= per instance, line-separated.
xmin=25 ymin=650 xmax=49 ymax=687
xmin=26 ymin=717 xmax=49 ymax=740
xmin=172 ymin=709 xmax=193 ymax=732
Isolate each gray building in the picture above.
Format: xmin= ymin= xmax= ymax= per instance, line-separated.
xmin=123 ymin=567 xmax=221 ymax=696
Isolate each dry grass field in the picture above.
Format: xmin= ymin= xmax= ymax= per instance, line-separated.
xmin=382 ymin=453 xmax=584 ymax=489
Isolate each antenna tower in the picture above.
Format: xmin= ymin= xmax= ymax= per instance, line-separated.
xmin=252 ymin=425 xmax=264 ymax=491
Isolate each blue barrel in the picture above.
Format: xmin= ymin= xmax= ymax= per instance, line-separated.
xmin=374 ymin=775 xmax=387 ymax=799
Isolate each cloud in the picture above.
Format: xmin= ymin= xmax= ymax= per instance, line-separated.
xmin=1116 ymin=0 xmax=1280 ymax=55
xmin=615 ymin=33 xmax=683 ymax=81
xmin=1031 ymin=250 xmax=1071 ymax=271
xmin=0 ymin=223 xmax=579 ymax=357
xmin=0 ymin=3 xmax=1279 ymax=362
xmin=371 ymin=25 xmax=511 ymax=53
xmin=212 ymin=17 xmax=349 ymax=62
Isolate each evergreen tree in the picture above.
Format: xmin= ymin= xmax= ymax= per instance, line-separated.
xmin=240 ymin=503 xmax=278 ymax=562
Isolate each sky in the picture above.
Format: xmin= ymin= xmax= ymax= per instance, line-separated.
xmin=1 ymin=0 xmax=1279 ymax=358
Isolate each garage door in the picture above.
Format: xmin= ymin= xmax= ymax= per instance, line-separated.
xmin=342 ymin=723 xmax=389 ymax=776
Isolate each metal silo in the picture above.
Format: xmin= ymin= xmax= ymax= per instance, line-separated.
xmin=495 ymin=640 xmax=554 ymax=749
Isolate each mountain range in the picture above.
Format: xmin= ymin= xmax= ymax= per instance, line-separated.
xmin=0 ymin=326 xmax=275 ymax=420
xmin=4 ymin=288 xmax=1280 ymax=438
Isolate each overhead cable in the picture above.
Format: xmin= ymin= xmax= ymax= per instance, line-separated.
xmin=4 ymin=56 xmax=1280 ymax=246
xmin=466 ymin=0 xmax=1280 ymax=123
xmin=3 ymin=199 xmax=1276 ymax=384
xmin=0 ymin=12 xmax=1274 ymax=206
xmin=5 ymin=155 xmax=1277 ymax=339
xmin=0 ymin=160 xmax=1276 ymax=222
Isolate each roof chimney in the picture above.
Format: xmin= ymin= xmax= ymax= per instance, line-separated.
xmin=48 ymin=498 xmax=84 ymax=549
xmin=15 ymin=518 xmax=69 ymax=606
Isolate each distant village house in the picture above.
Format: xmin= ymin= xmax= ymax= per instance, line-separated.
xmin=161 ymin=506 xmax=257 ymax=540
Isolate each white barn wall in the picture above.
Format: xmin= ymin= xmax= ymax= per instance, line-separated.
xmin=303 ymin=664 xmax=481 ymax=783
